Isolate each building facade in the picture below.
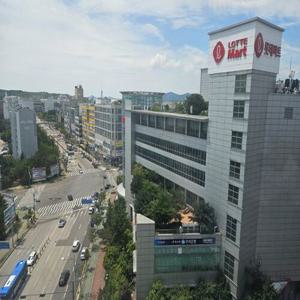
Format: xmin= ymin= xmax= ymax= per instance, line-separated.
xmin=124 ymin=18 xmax=300 ymax=299
xmin=95 ymin=100 xmax=123 ymax=165
xmin=80 ymin=104 xmax=95 ymax=145
xmin=10 ymin=107 xmax=38 ymax=159
xmin=75 ymin=85 xmax=84 ymax=100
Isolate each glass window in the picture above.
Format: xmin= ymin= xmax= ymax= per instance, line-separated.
xmin=187 ymin=120 xmax=200 ymax=137
xmin=224 ymin=251 xmax=235 ymax=280
xmin=148 ymin=115 xmax=156 ymax=128
xmin=231 ymin=131 xmax=243 ymax=150
xmin=226 ymin=215 xmax=237 ymax=242
xmin=165 ymin=117 xmax=175 ymax=132
xmin=156 ymin=116 xmax=164 ymax=129
xmin=175 ymin=119 xmax=186 ymax=134
xmin=235 ymin=74 xmax=247 ymax=93
xmin=284 ymin=107 xmax=293 ymax=119
xmin=229 ymin=160 xmax=241 ymax=179
xmin=233 ymin=101 xmax=245 ymax=119
xmin=141 ymin=114 xmax=148 ymax=126
xmin=228 ymin=184 xmax=239 ymax=205
xmin=200 ymin=122 xmax=208 ymax=139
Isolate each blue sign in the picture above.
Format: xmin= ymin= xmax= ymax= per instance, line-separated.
xmin=0 ymin=241 xmax=10 ymax=249
xmin=154 ymin=238 xmax=215 ymax=246
xmin=81 ymin=197 xmax=94 ymax=205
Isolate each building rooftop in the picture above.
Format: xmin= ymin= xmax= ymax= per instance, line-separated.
xmin=136 ymin=213 xmax=155 ymax=225
xmin=132 ymin=108 xmax=208 ymax=121
xmin=208 ymin=17 xmax=284 ymax=35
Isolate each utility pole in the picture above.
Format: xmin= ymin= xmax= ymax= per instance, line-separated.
xmin=32 ymin=189 xmax=36 ymax=219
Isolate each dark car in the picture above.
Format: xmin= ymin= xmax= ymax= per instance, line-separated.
xmin=58 ymin=219 xmax=66 ymax=228
xmin=58 ymin=270 xmax=70 ymax=286
xmin=67 ymin=194 xmax=73 ymax=201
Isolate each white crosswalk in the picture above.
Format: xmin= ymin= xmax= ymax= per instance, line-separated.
xmin=37 ymin=195 xmax=93 ymax=217
xmin=67 ymin=168 xmax=100 ymax=177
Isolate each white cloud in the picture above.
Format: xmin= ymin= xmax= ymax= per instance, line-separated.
xmin=0 ymin=0 xmax=207 ymax=96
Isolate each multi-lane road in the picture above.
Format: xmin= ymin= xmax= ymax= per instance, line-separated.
xmin=0 ymin=121 xmax=112 ymax=299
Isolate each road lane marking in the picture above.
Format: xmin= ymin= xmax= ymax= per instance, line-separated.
xmin=78 ymin=224 xmax=81 ymax=230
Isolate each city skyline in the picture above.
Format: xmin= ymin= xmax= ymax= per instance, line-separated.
xmin=1 ymin=0 xmax=300 ymax=98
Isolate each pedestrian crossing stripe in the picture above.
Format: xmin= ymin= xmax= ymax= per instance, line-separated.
xmin=36 ymin=194 xmax=94 ymax=217
xmin=67 ymin=168 xmax=100 ymax=177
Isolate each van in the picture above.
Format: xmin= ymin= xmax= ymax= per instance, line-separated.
xmin=80 ymin=247 xmax=89 ymax=260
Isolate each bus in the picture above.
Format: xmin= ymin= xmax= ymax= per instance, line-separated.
xmin=0 ymin=260 xmax=28 ymax=299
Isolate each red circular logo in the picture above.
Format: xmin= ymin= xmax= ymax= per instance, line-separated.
xmin=254 ymin=32 xmax=264 ymax=58
xmin=213 ymin=41 xmax=225 ymax=64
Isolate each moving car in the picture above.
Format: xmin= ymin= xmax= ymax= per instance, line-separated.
xmin=72 ymin=240 xmax=80 ymax=252
xmin=58 ymin=219 xmax=66 ymax=228
xmin=58 ymin=270 xmax=70 ymax=286
xmin=67 ymin=194 xmax=73 ymax=201
xmin=80 ymin=247 xmax=89 ymax=260
xmin=27 ymin=251 xmax=37 ymax=266
xmin=79 ymin=170 xmax=83 ymax=174
xmin=88 ymin=207 xmax=95 ymax=214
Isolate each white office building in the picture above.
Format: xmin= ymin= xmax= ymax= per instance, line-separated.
xmin=124 ymin=18 xmax=300 ymax=299
xmin=10 ymin=107 xmax=38 ymax=159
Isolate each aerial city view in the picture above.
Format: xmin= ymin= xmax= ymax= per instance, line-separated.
xmin=0 ymin=1 xmax=300 ymax=300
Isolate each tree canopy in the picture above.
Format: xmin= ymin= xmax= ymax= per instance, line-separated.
xmin=185 ymin=93 xmax=206 ymax=115
xmin=0 ymin=194 xmax=7 ymax=240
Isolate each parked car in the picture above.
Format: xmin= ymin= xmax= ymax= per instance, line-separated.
xmin=67 ymin=194 xmax=73 ymax=201
xmin=27 ymin=251 xmax=38 ymax=266
xmin=80 ymin=247 xmax=89 ymax=260
xmin=58 ymin=219 xmax=66 ymax=228
xmin=72 ymin=240 xmax=80 ymax=252
xmin=88 ymin=207 xmax=95 ymax=215
xmin=58 ymin=270 xmax=70 ymax=286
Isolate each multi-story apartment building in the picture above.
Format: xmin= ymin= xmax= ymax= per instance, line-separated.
xmin=80 ymin=104 xmax=95 ymax=146
xmin=3 ymin=95 xmax=21 ymax=119
xmin=10 ymin=107 xmax=38 ymax=159
xmin=124 ymin=18 xmax=300 ymax=299
xmin=74 ymin=114 xmax=82 ymax=142
xmin=94 ymin=99 xmax=123 ymax=165
xmin=75 ymin=85 xmax=84 ymax=100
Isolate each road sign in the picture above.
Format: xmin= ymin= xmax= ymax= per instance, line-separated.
xmin=0 ymin=241 xmax=10 ymax=249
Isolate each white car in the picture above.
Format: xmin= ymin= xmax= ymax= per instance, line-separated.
xmin=80 ymin=247 xmax=89 ymax=260
xmin=27 ymin=251 xmax=38 ymax=266
xmin=72 ymin=240 xmax=80 ymax=252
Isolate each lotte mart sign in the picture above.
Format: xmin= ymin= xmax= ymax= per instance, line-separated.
xmin=213 ymin=33 xmax=281 ymax=65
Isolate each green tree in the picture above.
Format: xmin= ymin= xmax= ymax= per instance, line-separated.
xmin=0 ymin=194 xmax=7 ymax=240
xmin=185 ymin=94 xmax=206 ymax=115
xmin=174 ymin=102 xmax=185 ymax=114
xmin=146 ymin=190 xmax=177 ymax=225
xmin=146 ymin=280 xmax=168 ymax=300
xmin=246 ymin=280 xmax=279 ymax=300
xmin=193 ymin=201 xmax=216 ymax=234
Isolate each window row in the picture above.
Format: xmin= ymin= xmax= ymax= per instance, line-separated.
xmin=95 ymin=107 xmax=122 ymax=114
xmin=226 ymin=215 xmax=237 ymax=242
xmin=95 ymin=127 xmax=111 ymax=139
xmin=135 ymin=132 xmax=206 ymax=165
xmin=224 ymin=251 xmax=235 ymax=280
xmin=135 ymin=145 xmax=205 ymax=187
xmin=229 ymin=160 xmax=240 ymax=179
xmin=228 ymin=184 xmax=239 ymax=205
xmin=134 ymin=113 xmax=208 ymax=139
xmin=231 ymin=131 xmax=243 ymax=150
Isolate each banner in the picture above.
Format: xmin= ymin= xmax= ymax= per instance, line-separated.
xmin=49 ymin=163 xmax=59 ymax=178
xmin=32 ymin=167 xmax=47 ymax=182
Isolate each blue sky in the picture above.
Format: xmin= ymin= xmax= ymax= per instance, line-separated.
xmin=0 ymin=0 xmax=300 ymax=97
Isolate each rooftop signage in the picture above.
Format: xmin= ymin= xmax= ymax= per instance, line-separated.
xmin=208 ymin=18 xmax=283 ymax=75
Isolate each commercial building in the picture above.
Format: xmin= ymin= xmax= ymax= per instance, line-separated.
xmin=0 ymin=192 xmax=16 ymax=234
xmin=80 ymin=104 xmax=95 ymax=145
xmin=3 ymin=95 xmax=21 ymax=119
xmin=10 ymin=107 xmax=38 ymax=159
xmin=124 ymin=18 xmax=300 ymax=299
xmin=95 ymin=99 xmax=123 ymax=165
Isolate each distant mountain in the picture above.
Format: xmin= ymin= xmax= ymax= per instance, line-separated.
xmin=0 ymin=89 xmax=71 ymax=100
xmin=163 ymin=92 xmax=190 ymax=102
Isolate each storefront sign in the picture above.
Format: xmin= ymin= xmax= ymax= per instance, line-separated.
xmin=155 ymin=237 xmax=215 ymax=246
xmin=254 ymin=32 xmax=281 ymax=58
